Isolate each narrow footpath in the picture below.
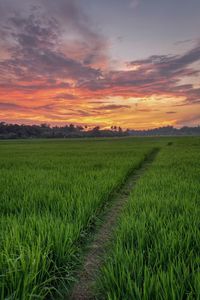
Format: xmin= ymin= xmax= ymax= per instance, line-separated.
xmin=69 ymin=149 xmax=159 ymax=300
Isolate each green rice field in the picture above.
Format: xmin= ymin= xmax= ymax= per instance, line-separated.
xmin=0 ymin=137 xmax=199 ymax=299
xmin=98 ymin=138 xmax=200 ymax=299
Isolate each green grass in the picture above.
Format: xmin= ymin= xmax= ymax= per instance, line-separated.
xmin=0 ymin=138 xmax=159 ymax=299
xmin=97 ymin=138 xmax=200 ymax=300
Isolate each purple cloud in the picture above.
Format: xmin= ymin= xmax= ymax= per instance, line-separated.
xmin=79 ymin=42 xmax=200 ymax=104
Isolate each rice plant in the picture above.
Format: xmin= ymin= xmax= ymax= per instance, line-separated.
xmin=0 ymin=138 xmax=156 ymax=299
xmin=97 ymin=138 xmax=200 ymax=300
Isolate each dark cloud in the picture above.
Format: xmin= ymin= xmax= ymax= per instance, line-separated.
xmin=0 ymin=102 xmax=21 ymax=110
xmin=176 ymin=114 xmax=200 ymax=126
xmin=0 ymin=23 xmax=101 ymax=84
xmin=0 ymin=0 xmax=105 ymax=90
xmin=0 ymin=81 xmax=72 ymax=93
xmin=185 ymin=88 xmax=200 ymax=103
xmin=128 ymin=43 xmax=200 ymax=74
xmin=53 ymin=93 xmax=79 ymax=100
xmin=79 ymin=42 xmax=200 ymax=104
xmin=0 ymin=102 xmax=55 ymax=112
xmin=137 ymin=109 xmax=153 ymax=112
xmin=96 ymin=104 xmax=130 ymax=110
xmin=174 ymin=39 xmax=194 ymax=45
xmin=166 ymin=111 xmax=177 ymax=114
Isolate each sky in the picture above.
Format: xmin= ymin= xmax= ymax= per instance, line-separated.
xmin=0 ymin=0 xmax=200 ymax=129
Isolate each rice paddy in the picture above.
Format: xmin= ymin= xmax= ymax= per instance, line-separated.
xmin=0 ymin=137 xmax=199 ymax=299
xmin=97 ymin=138 xmax=200 ymax=300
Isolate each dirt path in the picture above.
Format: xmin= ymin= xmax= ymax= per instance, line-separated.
xmin=69 ymin=149 xmax=159 ymax=300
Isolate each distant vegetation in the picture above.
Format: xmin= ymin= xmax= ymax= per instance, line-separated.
xmin=0 ymin=122 xmax=200 ymax=139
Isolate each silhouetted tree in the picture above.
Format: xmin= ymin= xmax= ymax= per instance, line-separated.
xmin=0 ymin=123 xmax=199 ymax=139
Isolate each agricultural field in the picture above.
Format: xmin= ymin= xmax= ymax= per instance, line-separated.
xmin=97 ymin=138 xmax=200 ymax=299
xmin=0 ymin=138 xmax=157 ymax=299
xmin=0 ymin=137 xmax=199 ymax=299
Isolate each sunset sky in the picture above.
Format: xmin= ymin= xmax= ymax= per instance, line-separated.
xmin=0 ymin=0 xmax=200 ymax=129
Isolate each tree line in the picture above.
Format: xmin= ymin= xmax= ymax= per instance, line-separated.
xmin=0 ymin=122 xmax=199 ymax=139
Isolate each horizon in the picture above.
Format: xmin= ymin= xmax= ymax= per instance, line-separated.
xmin=1 ymin=121 xmax=199 ymax=131
xmin=0 ymin=0 xmax=200 ymax=129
